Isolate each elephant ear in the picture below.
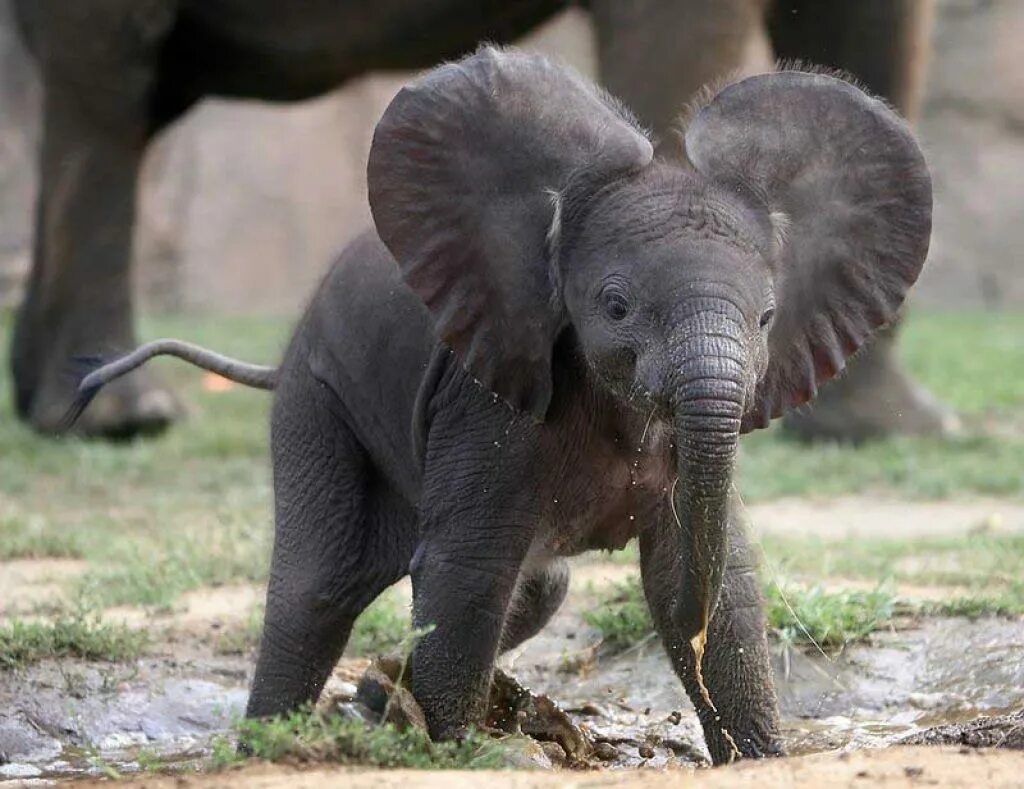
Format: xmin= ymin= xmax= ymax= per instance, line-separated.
xmin=368 ymin=46 xmax=653 ymax=419
xmin=685 ymin=69 xmax=932 ymax=432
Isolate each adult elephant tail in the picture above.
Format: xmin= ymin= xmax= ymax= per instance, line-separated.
xmin=60 ymin=339 xmax=276 ymax=431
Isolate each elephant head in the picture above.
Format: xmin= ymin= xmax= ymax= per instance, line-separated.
xmin=368 ymin=48 xmax=931 ymax=646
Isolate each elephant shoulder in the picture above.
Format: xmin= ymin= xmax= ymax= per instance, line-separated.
xmin=317 ymin=228 xmax=433 ymax=337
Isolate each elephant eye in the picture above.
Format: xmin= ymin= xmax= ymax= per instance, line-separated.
xmin=600 ymin=286 xmax=630 ymax=321
xmin=759 ymin=307 xmax=776 ymax=330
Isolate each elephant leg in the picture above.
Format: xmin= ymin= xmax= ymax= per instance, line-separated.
xmin=11 ymin=3 xmax=180 ymax=437
xmin=639 ymin=497 xmax=781 ymax=765
xmin=408 ymin=396 xmax=541 ymax=740
xmin=768 ymin=0 xmax=958 ymax=442
xmin=499 ymin=558 xmax=570 ymax=653
xmin=591 ymin=0 xmax=770 ymax=148
xmin=246 ymin=373 xmax=415 ymax=719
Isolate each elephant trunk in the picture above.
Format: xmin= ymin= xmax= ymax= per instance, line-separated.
xmin=668 ymin=341 xmax=745 ymax=657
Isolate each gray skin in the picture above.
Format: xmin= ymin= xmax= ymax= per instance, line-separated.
xmin=72 ymin=49 xmax=932 ymax=764
xmin=11 ymin=0 xmax=944 ymax=442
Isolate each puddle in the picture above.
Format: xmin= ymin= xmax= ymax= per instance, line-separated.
xmin=1 ymin=614 xmax=1021 ymax=780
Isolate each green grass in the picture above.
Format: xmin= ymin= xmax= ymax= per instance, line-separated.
xmin=582 ymin=578 xmax=654 ymax=649
xmin=213 ymin=708 xmax=511 ymax=770
xmin=348 ymin=591 xmax=412 ymax=657
xmin=0 ymin=610 xmax=148 ymax=668
xmin=212 ymin=592 xmax=411 ymax=658
xmin=0 ymin=514 xmax=85 ymax=560
xmin=737 ymin=310 xmax=1024 ymax=502
xmin=0 ymin=309 xmax=1021 ymax=617
xmin=0 ymin=312 xmax=285 ymax=610
xmin=764 ymin=584 xmax=897 ymax=651
xmin=760 ymin=531 xmax=1024 ymax=617
xmin=584 ymin=574 xmax=900 ymax=653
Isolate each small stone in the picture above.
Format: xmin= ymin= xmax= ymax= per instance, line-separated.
xmin=638 ymin=743 xmax=655 ymax=759
xmin=502 ymin=738 xmax=553 ymax=770
xmin=593 ymin=741 xmax=620 ymax=761
xmin=666 ymin=710 xmax=682 ymax=725
xmin=577 ymin=703 xmax=603 ymax=717
xmin=0 ymin=764 xmax=42 ymax=779
xmin=904 ymin=766 xmax=924 ymax=778
xmin=539 ymin=741 xmax=568 ymax=766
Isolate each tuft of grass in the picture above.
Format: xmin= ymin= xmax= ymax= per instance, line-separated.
xmin=347 ymin=591 xmax=411 ymax=657
xmin=0 ymin=610 xmax=147 ymax=669
xmin=582 ymin=577 xmax=652 ymax=650
xmin=925 ymin=592 xmax=1024 ymax=619
xmin=764 ymin=583 xmax=896 ymax=651
xmin=585 ymin=574 xmax=898 ymax=653
xmin=0 ymin=514 xmax=85 ymax=560
xmin=212 ymin=708 xmax=510 ymax=770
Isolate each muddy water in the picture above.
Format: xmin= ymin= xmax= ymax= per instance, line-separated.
xmin=0 ymin=617 xmax=1021 ymax=780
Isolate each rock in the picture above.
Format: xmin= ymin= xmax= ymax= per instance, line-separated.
xmin=539 ymin=740 xmax=568 ymax=766
xmin=0 ymin=763 xmax=42 ymax=779
xmin=500 ymin=737 xmax=554 ymax=770
xmin=901 ymin=710 xmax=1024 ymax=750
xmin=593 ymin=741 xmax=620 ymax=761
xmin=352 ymin=656 xmax=426 ymax=731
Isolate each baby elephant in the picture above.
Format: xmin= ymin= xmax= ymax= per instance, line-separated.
xmin=70 ymin=47 xmax=931 ymax=764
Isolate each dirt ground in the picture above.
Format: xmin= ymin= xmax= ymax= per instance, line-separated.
xmin=2 ymin=497 xmax=1022 ymax=785
xmin=72 ymin=746 xmax=1024 ymax=789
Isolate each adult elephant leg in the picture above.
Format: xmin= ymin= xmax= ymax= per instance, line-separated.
xmin=247 ymin=369 xmax=415 ymax=719
xmin=11 ymin=3 xmax=180 ymax=437
xmin=769 ymin=0 xmax=958 ymax=442
xmin=639 ymin=494 xmax=781 ymax=765
xmin=591 ymin=0 xmax=769 ymax=149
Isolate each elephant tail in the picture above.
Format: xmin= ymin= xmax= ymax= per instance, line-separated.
xmin=60 ymin=339 xmax=277 ymax=432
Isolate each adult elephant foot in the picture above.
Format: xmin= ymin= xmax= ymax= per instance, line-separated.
xmin=782 ymin=327 xmax=961 ymax=444
xmin=13 ymin=318 xmax=181 ymax=439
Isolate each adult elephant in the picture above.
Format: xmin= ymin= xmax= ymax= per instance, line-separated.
xmin=11 ymin=0 xmax=949 ymax=440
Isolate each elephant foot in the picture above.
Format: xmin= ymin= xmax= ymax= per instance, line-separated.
xmin=27 ymin=363 xmax=181 ymax=439
xmin=782 ymin=337 xmax=961 ymax=444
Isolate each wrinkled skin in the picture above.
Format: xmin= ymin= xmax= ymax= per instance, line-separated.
xmin=10 ymin=0 xmax=944 ymax=440
xmin=238 ymin=49 xmax=932 ymax=765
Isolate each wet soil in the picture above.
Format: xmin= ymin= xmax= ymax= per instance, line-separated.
xmin=1 ymin=498 xmax=1023 ymax=783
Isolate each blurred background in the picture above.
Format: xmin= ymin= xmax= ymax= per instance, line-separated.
xmin=0 ymin=0 xmax=1022 ymax=782
xmin=1 ymin=0 xmax=1022 ymax=314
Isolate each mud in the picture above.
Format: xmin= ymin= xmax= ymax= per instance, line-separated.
xmin=1 ymin=575 xmax=1021 ymax=782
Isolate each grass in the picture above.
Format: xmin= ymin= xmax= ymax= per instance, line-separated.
xmin=763 ymin=583 xmax=897 ymax=651
xmin=0 ymin=609 xmax=147 ymax=668
xmin=348 ymin=590 xmax=412 ymax=657
xmin=0 ymin=312 xmax=284 ymax=611
xmin=737 ymin=310 xmax=1024 ymax=502
xmin=0 ymin=513 xmax=85 ymax=560
xmin=582 ymin=578 xmax=654 ymax=649
xmin=584 ymin=573 xmax=900 ymax=653
xmin=212 ymin=591 xmax=411 ymax=658
xmin=213 ymin=708 xmax=511 ymax=770
xmin=583 ymin=529 xmax=1024 ymax=652
xmin=760 ymin=531 xmax=1024 ymax=617
xmin=0 ymin=308 xmax=1021 ymax=617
